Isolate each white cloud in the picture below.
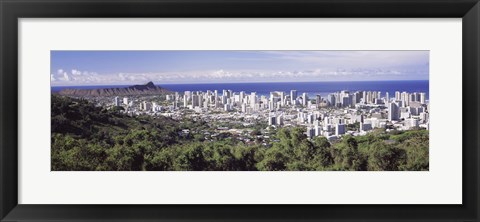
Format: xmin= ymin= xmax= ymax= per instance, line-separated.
xmin=63 ymin=72 xmax=70 ymax=81
xmin=51 ymin=67 xmax=429 ymax=86
xmin=71 ymin=69 xmax=82 ymax=76
xmin=118 ymin=73 xmax=126 ymax=81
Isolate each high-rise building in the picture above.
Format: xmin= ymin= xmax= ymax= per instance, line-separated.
xmin=279 ymin=92 xmax=285 ymax=106
xmin=353 ymin=92 xmax=362 ymax=105
xmin=328 ymin=94 xmax=336 ymax=106
xmin=198 ymin=94 xmax=203 ymax=108
xmin=203 ymin=99 xmax=208 ymax=109
xmin=315 ymin=126 xmax=322 ymax=136
xmin=420 ymin=92 xmax=426 ymax=104
xmin=214 ymin=90 xmax=219 ymax=108
xmin=268 ymin=101 xmax=275 ymax=111
xmin=192 ymin=94 xmax=199 ymax=107
xmin=290 ymin=90 xmax=297 ymax=105
xmin=250 ymin=92 xmax=257 ymax=109
xmin=221 ymin=96 xmax=227 ymax=105
xmin=183 ymin=95 xmax=188 ymax=108
xmin=395 ymin=91 xmax=401 ymax=101
xmin=401 ymin=92 xmax=409 ymax=106
xmin=241 ymin=103 xmax=247 ymax=113
xmin=342 ymin=96 xmax=351 ymax=107
xmin=152 ymin=102 xmax=158 ymax=112
xmin=307 ymin=114 xmax=315 ymax=124
xmin=123 ymin=97 xmax=128 ymax=106
xmin=239 ymin=91 xmax=245 ymax=104
xmin=410 ymin=92 xmax=417 ymax=103
xmin=114 ymin=96 xmax=121 ymax=107
xmin=316 ymin=95 xmax=321 ymax=107
xmin=366 ymin=91 xmax=372 ymax=104
xmin=388 ymin=102 xmax=399 ymax=121
xmin=302 ymin=92 xmax=308 ymax=106
xmin=224 ymin=104 xmax=231 ymax=112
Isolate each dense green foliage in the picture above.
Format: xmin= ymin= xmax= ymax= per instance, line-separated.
xmin=51 ymin=95 xmax=429 ymax=171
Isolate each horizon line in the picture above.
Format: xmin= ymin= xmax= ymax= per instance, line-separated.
xmin=51 ymin=79 xmax=429 ymax=87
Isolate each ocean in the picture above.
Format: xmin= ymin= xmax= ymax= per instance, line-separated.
xmin=51 ymin=80 xmax=429 ymax=99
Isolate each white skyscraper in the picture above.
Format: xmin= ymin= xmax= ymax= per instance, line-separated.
xmin=250 ymin=92 xmax=257 ymax=109
xmin=183 ymin=95 xmax=188 ymax=108
xmin=214 ymin=90 xmax=219 ymax=108
xmin=302 ymin=92 xmax=308 ymax=106
xmin=114 ymin=96 xmax=121 ymax=107
xmin=290 ymin=90 xmax=297 ymax=105
xmin=420 ymin=92 xmax=426 ymax=104
xmin=279 ymin=92 xmax=285 ymax=106
xmin=401 ymin=92 xmax=409 ymax=106
xmin=239 ymin=91 xmax=245 ymax=103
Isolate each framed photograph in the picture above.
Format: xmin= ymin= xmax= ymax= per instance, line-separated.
xmin=1 ymin=0 xmax=479 ymax=221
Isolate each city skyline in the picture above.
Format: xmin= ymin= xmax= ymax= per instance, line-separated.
xmin=51 ymin=50 xmax=429 ymax=86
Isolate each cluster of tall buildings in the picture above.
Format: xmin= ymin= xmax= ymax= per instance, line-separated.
xmin=301 ymin=90 xmax=429 ymax=140
xmin=178 ymin=89 xmax=324 ymax=113
xmin=180 ymin=89 xmax=309 ymax=113
xmin=112 ymin=88 xmax=429 ymax=141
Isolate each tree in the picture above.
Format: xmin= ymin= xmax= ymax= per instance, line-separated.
xmin=332 ymin=136 xmax=366 ymax=170
xmin=256 ymin=147 xmax=288 ymax=171
xmin=174 ymin=144 xmax=210 ymax=171
xmin=366 ymin=141 xmax=406 ymax=171
xmin=400 ymin=131 xmax=429 ymax=170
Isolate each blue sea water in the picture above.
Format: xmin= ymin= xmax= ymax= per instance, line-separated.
xmin=51 ymin=80 xmax=429 ymax=99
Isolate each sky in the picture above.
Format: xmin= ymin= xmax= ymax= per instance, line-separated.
xmin=50 ymin=51 xmax=429 ymax=86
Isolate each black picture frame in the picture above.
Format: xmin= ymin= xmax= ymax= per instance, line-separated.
xmin=1 ymin=0 xmax=479 ymax=221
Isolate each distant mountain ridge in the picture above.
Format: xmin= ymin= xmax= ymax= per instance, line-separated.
xmin=57 ymin=82 xmax=170 ymax=97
